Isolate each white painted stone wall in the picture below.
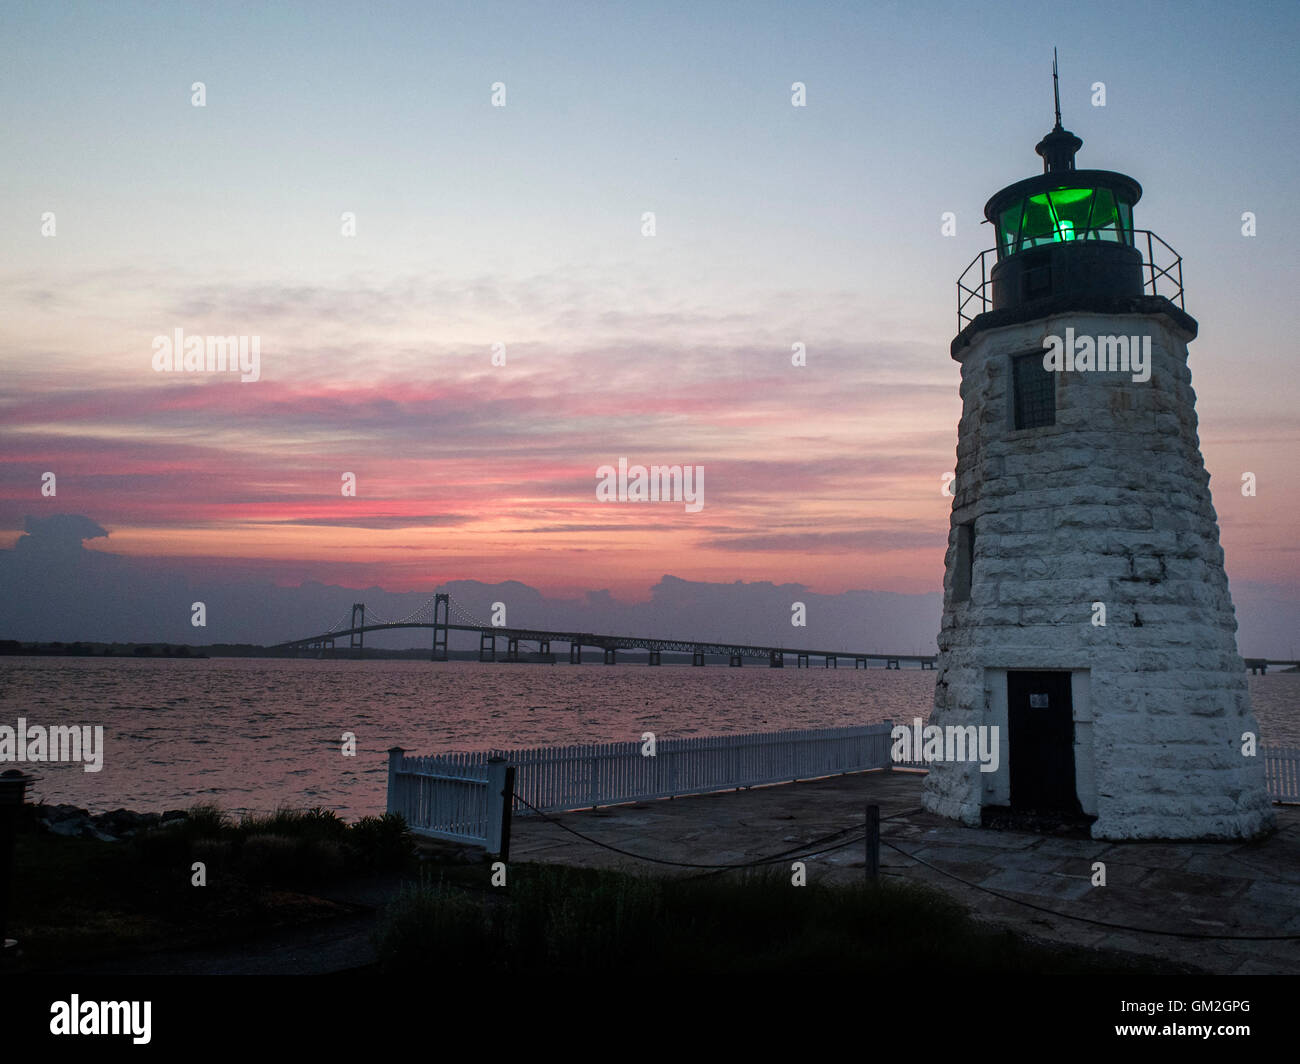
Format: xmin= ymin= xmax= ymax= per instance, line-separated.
xmin=921 ymin=309 xmax=1275 ymax=840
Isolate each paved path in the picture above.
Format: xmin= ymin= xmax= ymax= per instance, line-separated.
xmin=508 ymin=770 xmax=1300 ymax=975
xmin=41 ymin=876 xmax=413 ymax=976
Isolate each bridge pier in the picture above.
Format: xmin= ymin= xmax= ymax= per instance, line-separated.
xmin=886 ymin=658 xmax=900 ymax=670
xmin=648 ymin=649 xmax=661 ymax=666
xmin=539 ymin=640 xmax=550 ymax=657
xmin=603 ymin=647 xmax=617 ymax=665
xmin=769 ymin=650 xmax=783 ymax=668
xmin=480 ymin=631 xmax=496 ymax=662
xmin=729 ymin=654 xmax=743 ymax=667
xmin=570 ymin=642 xmax=582 ymax=664
xmin=692 ymin=647 xmax=705 ymax=666
xmin=506 ymin=637 xmax=520 ymax=662
xmin=825 ymin=655 xmax=837 ymax=669
xmin=431 ymin=593 xmax=449 ymax=661
xmin=921 ymin=658 xmax=934 ymax=670
xmin=855 ymin=657 xmax=866 ymax=669
xmin=350 ymin=603 xmax=365 ymax=659
xmin=797 ymin=653 xmax=809 ymax=668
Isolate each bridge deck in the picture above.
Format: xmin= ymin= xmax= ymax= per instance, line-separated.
xmin=272 ymin=621 xmax=934 ymax=664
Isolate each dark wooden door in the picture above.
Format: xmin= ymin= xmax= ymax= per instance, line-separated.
xmin=1007 ymin=671 xmax=1080 ymax=813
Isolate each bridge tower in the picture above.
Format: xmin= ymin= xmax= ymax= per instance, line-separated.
xmin=349 ymin=603 xmax=365 ymax=659
xmin=431 ymin=593 xmax=449 ymax=661
xmin=923 ymin=60 xmax=1272 ymax=841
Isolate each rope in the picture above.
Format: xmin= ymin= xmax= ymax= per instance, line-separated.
xmin=512 ymin=791 xmax=866 ymax=871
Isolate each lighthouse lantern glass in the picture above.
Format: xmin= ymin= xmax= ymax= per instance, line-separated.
xmin=995 ymin=185 xmax=1135 ymax=258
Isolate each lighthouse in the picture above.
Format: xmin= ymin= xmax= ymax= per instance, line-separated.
xmin=921 ymin=59 xmax=1275 ymax=840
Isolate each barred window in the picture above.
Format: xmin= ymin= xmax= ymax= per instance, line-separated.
xmin=1013 ymin=351 xmax=1055 ymax=429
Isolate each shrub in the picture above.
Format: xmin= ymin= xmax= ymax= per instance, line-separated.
xmin=239 ymin=806 xmax=348 ymax=842
xmin=184 ymin=804 xmax=232 ymax=838
xmin=238 ymin=833 xmax=344 ymax=885
xmin=348 ymin=813 xmax=415 ymax=872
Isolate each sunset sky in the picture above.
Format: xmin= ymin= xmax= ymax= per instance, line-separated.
xmin=2 ymin=0 xmax=1297 ymax=607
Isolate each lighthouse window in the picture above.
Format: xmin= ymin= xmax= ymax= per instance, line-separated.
xmin=953 ymin=522 xmax=975 ymax=602
xmin=1013 ymin=351 xmax=1056 ymax=429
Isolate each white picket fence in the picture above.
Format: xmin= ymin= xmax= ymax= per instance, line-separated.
xmin=387 ymin=723 xmax=897 ymax=846
xmin=386 ymin=730 xmax=1300 ymax=849
xmin=384 ymin=754 xmax=500 ymax=846
xmin=1264 ymin=746 xmax=1300 ymax=803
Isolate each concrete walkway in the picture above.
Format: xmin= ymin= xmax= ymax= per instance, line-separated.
xmin=507 ymin=770 xmax=1300 ymax=975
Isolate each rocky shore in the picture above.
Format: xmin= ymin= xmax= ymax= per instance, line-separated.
xmin=27 ymin=803 xmax=189 ymax=842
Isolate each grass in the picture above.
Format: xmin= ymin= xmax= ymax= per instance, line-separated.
xmin=128 ymin=804 xmax=414 ymax=884
xmin=7 ymin=802 xmax=416 ymax=971
xmin=373 ymin=863 xmax=1177 ymax=975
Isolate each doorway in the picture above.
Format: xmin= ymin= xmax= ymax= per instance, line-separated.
xmin=1007 ymin=670 xmax=1081 ymax=814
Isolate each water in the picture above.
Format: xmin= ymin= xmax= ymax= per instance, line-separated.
xmin=1 ymin=657 xmax=1296 ymax=819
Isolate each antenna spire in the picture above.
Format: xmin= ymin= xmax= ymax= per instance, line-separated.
xmin=1052 ymin=47 xmax=1062 ymax=129
xmin=1035 ymin=48 xmax=1081 ymax=172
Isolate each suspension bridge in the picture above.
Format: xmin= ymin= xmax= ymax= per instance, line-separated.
xmin=269 ymin=593 xmax=937 ymax=669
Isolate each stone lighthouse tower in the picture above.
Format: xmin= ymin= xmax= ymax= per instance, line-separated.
xmin=921 ymin=62 xmax=1274 ymax=840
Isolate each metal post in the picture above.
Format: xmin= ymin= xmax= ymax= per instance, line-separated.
xmin=486 ymin=757 xmax=512 ymax=857
xmin=0 ymin=770 xmax=36 ymax=954
xmin=865 ymin=804 xmax=880 ymax=881
xmin=499 ymin=765 xmax=515 ymax=862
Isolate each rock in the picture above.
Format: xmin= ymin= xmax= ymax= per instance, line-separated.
xmin=31 ymin=803 xmax=177 ymax=841
xmin=42 ymin=803 xmax=86 ymax=824
xmin=93 ymin=808 xmax=161 ymax=838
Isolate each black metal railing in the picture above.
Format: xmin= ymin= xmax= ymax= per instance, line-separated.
xmin=956 ymin=228 xmax=1185 ymax=331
